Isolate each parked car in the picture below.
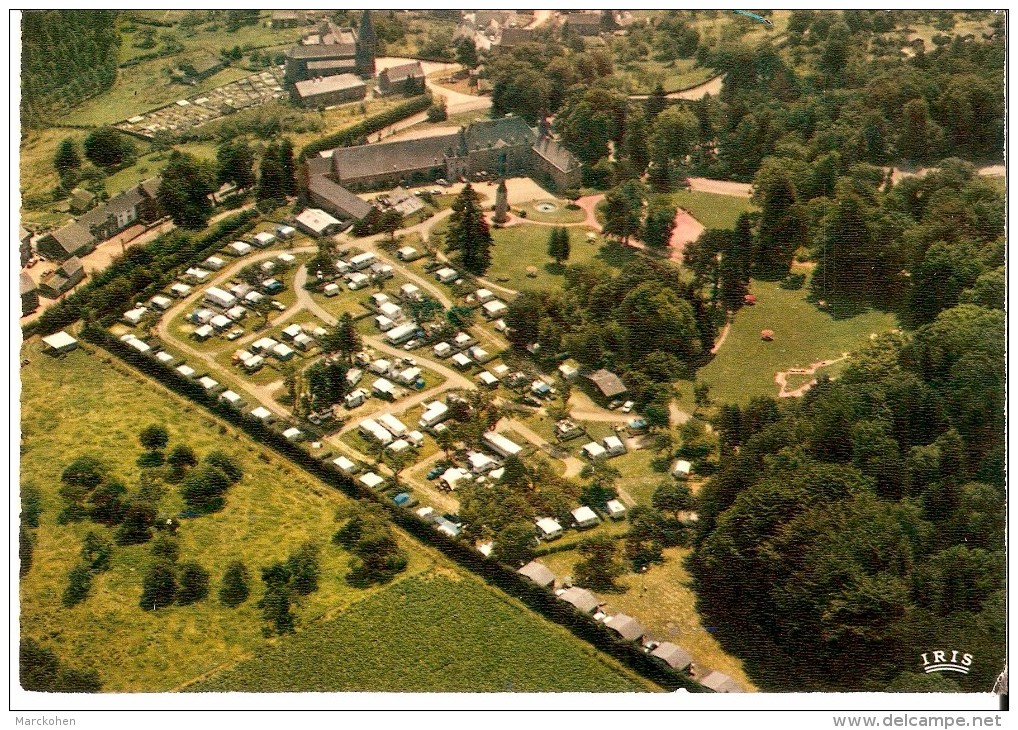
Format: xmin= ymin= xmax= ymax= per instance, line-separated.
xmin=403 ymin=339 xmax=420 ymax=351
xmin=607 ymin=399 xmax=623 ymax=410
xmin=621 ymin=400 xmax=635 ymax=414
xmin=426 ymin=466 xmax=444 ymax=480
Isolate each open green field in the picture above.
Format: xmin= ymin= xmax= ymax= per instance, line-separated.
xmin=21 ymin=342 xmax=654 ymax=693
xmin=540 ymin=547 xmax=756 ymax=691
xmin=489 ymin=225 xmax=635 ymax=292
xmin=671 ymin=189 xmax=757 ymax=230
xmin=19 ymin=342 xmax=440 ymax=692
xmin=193 ymin=573 xmax=654 ymax=692
xmin=698 ymin=279 xmax=899 ymax=406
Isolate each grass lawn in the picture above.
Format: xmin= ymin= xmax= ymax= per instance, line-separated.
xmin=698 ymin=279 xmax=899 ymax=406
xmin=601 ymin=448 xmax=669 ymax=507
xmin=671 ymin=189 xmax=758 ymax=230
xmin=516 ymin=200 xmax=587 ymax=224
xmin=489 ymin=225 xmax=632 ymax=292
xmin=539 ymin=547 xmax=757 ymax=691
xmin=617 ymin=58 xmax=716 ymax=94
xmin=192 ymin=573 xmax=654 ymax=692
xmin=18 ymin=342 xmax=448 ymax=692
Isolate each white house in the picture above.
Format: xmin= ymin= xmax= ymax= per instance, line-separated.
xmin=369 ymin=358 xmax=392 ymax=375
xmin=536 ymin=517 xmax=563 ymax=541
xmin=483 ymin=432 xmax=523 ymax=458
xmin=435 ymin=267 xmax=458 ymax=283
xmin=603 ymin=435 xmax=627 ymax=457
xmin=396 ymin=245 xmax=419 ymax=261
xmin=190 ymin=307 xmax=215 ymax=325
xmin=149 ymin=295 xmax=172 ymax=311
xmin=252 ymin=337 xmax=279 ymax=353
xmin=154 ymin=351 xmax=176 ymax=366
xmin=249 ymin=406 xmax=274 ymax=422
xmin=379 ymin=301 xmax=403 ymax=322
xmin=606 ymin=499 xmax=627 ymax=520
xmin=433 ymin=342 xmax=452 ymax=358
xmin=126 ymin=337 xmax=152 ymax=355
xmin=293 ymin=333 xmax=314 ymax=350
xmin=474 ymin=288 xmax=494 ymax=303
xmin=370 ymin=292 xmax=390 ymax=309
xmin=210 ymin=314 xmax=233 ymax=332
xmin=439 ymin=467 xmax=471 ymax=491
xmin=467 ymin=346 xmax=489 ymax=363
xmin=244 ymin=290 xmax=266 ymax=305
xmin=332 ymin=456 xmax=359 ymax=475
xmin=123 ymin=306 xmax=148 ymax=326
xmin=359 ymin=472 xmax=385 ymax=490
xmin=397 ymin=366 xmax=422 ymax=385
xmin=324 ymin=283 xmax=340 ymax=297
xmin=243 ymin=355 xmax=265 ymax=372
xmin=467 ymin=451 xmax=498 ymax=474
xmin=451 ymin=353 xmax=472 ymax=369
xmin=672 ymin=459 xmax=692 ymax=479
xmin=226 ymin=305 xmax=247 ymax=321
xmin=203 ymin=255 xmax=226 ymax=270
xmin=453 ymin=331 xmax=474 ymax=349
xmin=387 ymin=439 xmax=412 ymax=454
xmin=228 ymin=241 xmax=253 ymax=256
xmin=170 ymin=282 xmax=193 ymax=297
xmin=260 ymin=261 xmax=277 ymax=275
xmin=205 ymin=286 xmax=238 ymax=310
xmin=477 ymin=371 xmax=499 ymax=388
xmin=406 ymin=430 xmax=425 ymax=447
xmin=399 ymin=283 xmax=421 ymax=300
xmin=185 ymin=267 xmax=210 ymax=282
xmin=198 ymin=376 xmax=220 ymax=392
xmin=419 ymin=401 xmax=449 ymax=428
xmin=277 ymin=252 xmax=296 ymax=265
xmin=349 ymin=252 xmax=376 ymax=270
xmin=193 ymin=324 xmax=214 ymax=341
xmin=272 ymin=343 xmax=296 ymax=361
xmin=296 ymin=208 xmax=343 ymax=236
xmin=219 ymin=390 xmax=245 ymax=408
xmin=377 ymin=413 xmax=409 ymax=438
xmin=345 ymin=388 xmax=367 ymax=408
xmin=482 ymin=299 xmax=508 ymax=319
xmin=276 ymin=225 xmax=296 ymax=240
xmin=558 ymin=362 xmax=579 ymax=381
xmin=282 ymin=427 xmax=303 ymax=441
xmin=370 ymin=263 xmax=394 ymax=280
xmin=346 ymin=272 xmax=370 ymax=290
xmin=531 ymin=380 xmax=552 ymax=398
xmin=386 ymin=323 xmax=420 ymax=345
xmin=359 ymin=418 xmax=394 ymax=445
xmin=582 ymin=442 xmax=608 ymax=460
xmin=572 ymin=505 xmax=600 ymax=529
xmin=175 ymin=364 xmax=197 ymax=379
xmin=253 ymin=231 xmax=276 ymax=247
xmin=346 ymin=368 xmax=363 ymax=386
xmin=372 ymin=377 xmax=396 ymax=399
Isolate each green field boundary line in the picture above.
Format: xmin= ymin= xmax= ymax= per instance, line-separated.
xmin=81 ymin=322 xmax=710 ymax=694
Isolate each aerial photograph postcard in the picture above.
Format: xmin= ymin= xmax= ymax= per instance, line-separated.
xmin=14 ymin=8 xmax=1007 ymax=716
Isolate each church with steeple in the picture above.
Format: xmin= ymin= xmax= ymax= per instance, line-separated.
xmin=283 ymin=12 xmax=377 ymax=84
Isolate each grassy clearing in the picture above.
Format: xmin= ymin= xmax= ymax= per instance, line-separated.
xmin=698 ymin=279 xmax=898 ymax=406
xmin=192 ymin=573 xmax=654 ymax=692
xmin=617 ymin=58 xmax=715 ymax=94
xmin=671 ymin=189 xmax=757 ymax=230
xmin=18 ymin=343 xmax=446 ymax=692
xmin=516 ymin=200 xmax=588 ymax=224
xmin=489 ymin=225 xmax=633 ymax=292
xmin=539 ymin=547 xmax=756 ymax=691
xmin=601 ymin=448 xmax=668 ymax=507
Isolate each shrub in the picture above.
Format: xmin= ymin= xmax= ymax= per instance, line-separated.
xmin=780 ymin=273 xmax=806 ymax=290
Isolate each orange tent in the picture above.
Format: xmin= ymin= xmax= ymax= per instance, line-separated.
xmin=761 ymin=329 xmax=774 ymax=341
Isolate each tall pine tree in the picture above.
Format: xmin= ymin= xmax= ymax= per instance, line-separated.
xmin=446 ymin=184 xmax=493 ymax=275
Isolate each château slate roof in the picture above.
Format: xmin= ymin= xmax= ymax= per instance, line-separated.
xmin=532 ymin=135 xmax=580 ymax=173
xmin=307 ymin=175 xmax=373 ymax=220
xmin=332 ymin=133 xmax=460 ymax=181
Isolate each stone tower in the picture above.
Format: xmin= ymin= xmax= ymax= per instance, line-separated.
xmin=493 ymin=179 xmax=509 ymax=225
xmin=356 ymin=10 xmax=377 ymax=78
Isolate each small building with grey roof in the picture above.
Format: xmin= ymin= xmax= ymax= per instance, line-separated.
xmin=517 ymin=560 xmax=556 ymax=588
xmin=557 ymin=586 xmax=599 ymax=614
xmin=293 ymin=73 xmax=366 ymax=109
xmin=651 ymin=642 xmax=694 ymax=671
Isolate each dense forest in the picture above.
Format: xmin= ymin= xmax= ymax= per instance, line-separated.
xmin=21 ymin=10 xmax=121 ymax=128
xmin=691 ymin=302 xmax=1005 ymax=692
